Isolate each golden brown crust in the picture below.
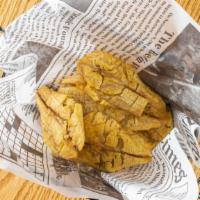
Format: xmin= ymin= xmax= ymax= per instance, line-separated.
xmin=77 ymin=145 xmax=151 ymax=172
xmin=36 ymin=51 xmax=173 ymax=172
xmin=77 ymin=51 xmax=166 ymax=117
xmin=36 ymin=86 xmax=85 ymax=159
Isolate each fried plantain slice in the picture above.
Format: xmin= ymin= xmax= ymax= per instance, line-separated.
xmin=121 ymin=115 xmax=161 ymax=131
xmin=148 ymin=109 xmax=173 ymax=142
xmin=61 ymin=74 xmax=85 ymax=86
xmin=76 ymin=64 xmax=148 ymax=116
xmin=77 ymin=145 xmax=151 ymax=172
xmin=36 ymin=86 xmax=85 ymax=159
xmin=84 ymin=111 xmax=157 ymax=157
xmin=58 ymin=84 xmax=161 ymax=131
xmin=77 ymin=51 xmax=166 ymax=117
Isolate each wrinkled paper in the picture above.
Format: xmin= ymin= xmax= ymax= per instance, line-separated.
xmin=0 ymin=0 xmax=199 ymax=199
xmin=0 ymin=54 xmax=37 ymax=108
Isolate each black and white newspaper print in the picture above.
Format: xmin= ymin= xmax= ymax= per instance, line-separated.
xmin=0 ymin=0 xmax=199 ymax=199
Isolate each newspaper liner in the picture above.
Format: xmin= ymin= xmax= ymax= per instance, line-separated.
xmin=0 ymin=0 xmax=199 ymax=199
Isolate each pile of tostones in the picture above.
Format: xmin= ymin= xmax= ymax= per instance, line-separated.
xmin=36 ymin=51 xmax=172 ymax=172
